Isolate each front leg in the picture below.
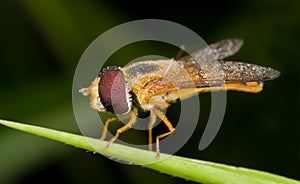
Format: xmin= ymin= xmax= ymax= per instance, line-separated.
xmin=100 ymin=117 xmax=119 ymax=141
xmin=105 ymin=108 xmax=138 ymax=148
xmin=100 ymin=112 xmax=132 ymax=140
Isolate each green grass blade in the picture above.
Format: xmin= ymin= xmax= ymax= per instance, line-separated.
xmin=0 ymin=119 xmax=299 ymax=184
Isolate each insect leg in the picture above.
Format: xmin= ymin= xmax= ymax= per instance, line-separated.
xmin=100 ymin=112 xmax=132 ymax=140
xmin=148 ymin=111 xmax=157 ymax=151
xmin=175 ymin=45 xmax=185 ymax=60
xmin=149 ymin=96 xmax=170 ymax=109
xmin=105 ymin=108 xmax=138 ymax=148
xmin=100 ymin=117 xmax=119 ymax=140
xmin=153 ymin=108 xmax=175 ymax=158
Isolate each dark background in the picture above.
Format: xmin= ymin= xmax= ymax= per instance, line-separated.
xmin=0 ymin=0 xmax=299 ymax=183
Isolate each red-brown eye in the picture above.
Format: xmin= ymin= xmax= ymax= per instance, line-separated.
xmin=98 ymin=66 xmax=131 ymax=114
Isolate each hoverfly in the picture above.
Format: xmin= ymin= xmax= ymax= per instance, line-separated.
xmin=79 ymin=39 xmax=280 ymax=158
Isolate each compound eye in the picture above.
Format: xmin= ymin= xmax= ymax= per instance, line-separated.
xmin=98 ymin=66 xmax=131 ymax=114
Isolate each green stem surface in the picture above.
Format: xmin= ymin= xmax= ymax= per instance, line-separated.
xmin=0 ymin=119 xmax=299 ymax=184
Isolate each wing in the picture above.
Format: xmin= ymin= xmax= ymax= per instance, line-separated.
xmin=180 ymin=38 xmax=244 ymax=62
xmin=175 ymin=38 xmax=279 ymax=88
xmin=143 ymin=60 xmax=280 ymax=103
xmin=176 ymin=60 xmax=280 ymax=88
xmin=122 ymin=39 xmax=280 ymax=104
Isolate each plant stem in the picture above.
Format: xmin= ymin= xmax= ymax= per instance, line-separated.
xmin=0 ymin=119 xmax=299 ymax=184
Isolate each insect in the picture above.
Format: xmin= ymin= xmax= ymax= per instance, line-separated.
xmin=79 ymin=39 xmax=280 ymax=158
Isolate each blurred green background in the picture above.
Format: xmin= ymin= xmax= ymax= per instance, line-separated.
xmin=0 ymin=0 xmax=299 ymax=183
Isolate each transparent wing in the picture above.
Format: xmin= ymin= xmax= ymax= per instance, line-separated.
xmin=176 ymin=60 xmax=280 ymax=88
xmin=176 ymin=38 xmax=279 ymax=88
xmin=180 ymin=38 xmax=244 ymax=62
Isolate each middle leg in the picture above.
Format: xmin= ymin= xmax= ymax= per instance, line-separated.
xmin=148 ymin=110 xmax=157 ymax=151
xmin=153 ymin=108 xmax=175 ymax=158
